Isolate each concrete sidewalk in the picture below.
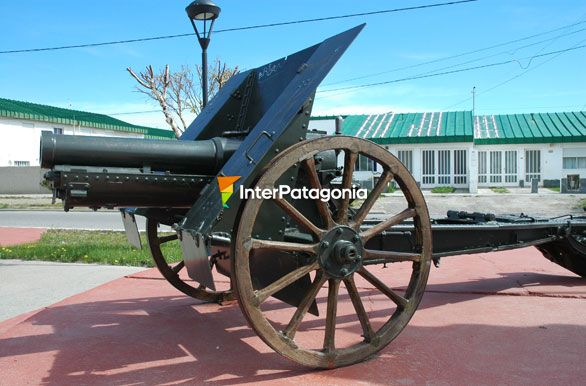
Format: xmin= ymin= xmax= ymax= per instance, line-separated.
xmin=0 ymin=259 xmax=146 ymax=321
xmin=0 ymin=227 xmax=146 ymax=321
xmin=0 ymin=248 xmax=584 ymax=385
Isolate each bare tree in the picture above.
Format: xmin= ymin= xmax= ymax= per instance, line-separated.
xmin=127 ymin=59 xmax=238 ymax=138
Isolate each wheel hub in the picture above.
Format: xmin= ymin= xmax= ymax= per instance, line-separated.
xmin=318 ymin=226 xmax=364 ymax=278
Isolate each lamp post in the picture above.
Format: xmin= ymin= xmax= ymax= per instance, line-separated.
xmin=185 ymin=0 xmax=221 ymax=108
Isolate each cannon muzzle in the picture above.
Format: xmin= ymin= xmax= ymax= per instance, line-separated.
xmin=41 ymin=132 xmax=240 ymax=175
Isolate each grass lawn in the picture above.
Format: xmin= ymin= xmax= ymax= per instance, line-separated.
xmin=577 ymin=198 xmax=586 ymax=210
xmin=546 ymin=186 xmax=561 ymax=192
xmin=431 ymin=186 xmax=455 ymax=193
xmin=490 ymin=187 xmax=509 ymax=193
xmin=0 ymin=229 xmax=182 ymax=267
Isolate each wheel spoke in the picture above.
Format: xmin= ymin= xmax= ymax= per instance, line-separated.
xmin=352 ymin=170 xmax=393 ymax=230
xmin=360 ymin=208 xmax=417 ymax=242
xmin=358 ymin=267 xmax=408 ymax=310
xmin=273 ymin=197 xmax=324 ymax=237
xmin=362 ymin=249 xmax=421 ymax=264
xmin=282 ymin=272 xmax=327 ymax=339
xmin=147 ymin=218 xmax=232 ymax=303
xmin=303 ymin=158 xmax=334 ymax=229
xmin=344 ymin=276 xmax=374 ymax=343
xmin=159 ymin=233 xmax=178 ymax=244
xmin=335 ymin=150 xmax=358 ymax=225
xmin=171 ymin=260 xmax=185 ymax=274
xmin=248 ymin=238 xmax=317 ymax=254
xmin=323 ymin=279 xmax=340 ymax=353
xmin=254 ymin=262 xmax=319 ymax=305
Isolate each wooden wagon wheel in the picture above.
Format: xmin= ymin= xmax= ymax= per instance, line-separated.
xmin=232 ymin=136 xmax=432 ymax=368
xmin=146 ymin=218 xmax=233 ymax=303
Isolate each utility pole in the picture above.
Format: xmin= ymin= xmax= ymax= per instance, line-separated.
xmin=472 ymin=86 xmax=476 ymax=117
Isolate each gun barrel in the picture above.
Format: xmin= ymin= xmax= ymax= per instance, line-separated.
xmin=40 ymin=132 xmax=240 ymax=175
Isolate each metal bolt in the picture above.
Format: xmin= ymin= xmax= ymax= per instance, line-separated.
xmin=340 ymin=268 xmax=349 ymax=276
xmin=352 ymin=235 xmax=360 ymax=243
xmin=336 ymin=228 xmax=343 ymax=235
xmin=321 ymin=241 xmax=330 ymax=248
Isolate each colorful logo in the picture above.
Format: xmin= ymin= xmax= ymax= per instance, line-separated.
xmin=217 ymin=176 xmax=240 ymax=208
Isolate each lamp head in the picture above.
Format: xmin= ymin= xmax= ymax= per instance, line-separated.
xmin=185 ymin=0 xmax=221 ymax=21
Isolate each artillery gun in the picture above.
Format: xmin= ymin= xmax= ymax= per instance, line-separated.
xmin=41 ymin=25 xmax=586 ymax=368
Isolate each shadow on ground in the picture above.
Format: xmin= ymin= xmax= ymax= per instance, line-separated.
xmin=1 ymin=270 xmax=585 ymax=385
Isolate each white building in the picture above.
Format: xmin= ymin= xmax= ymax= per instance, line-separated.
xmin=309 ymin=111 xmax=586 ymax=194
xmin=0 ymin=97 xmax=174 ymax=167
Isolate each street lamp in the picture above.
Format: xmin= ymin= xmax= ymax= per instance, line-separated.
xmin=185 ymin=0 xmax=221 ymax=108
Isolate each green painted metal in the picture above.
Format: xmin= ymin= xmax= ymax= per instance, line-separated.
xmin=309 ymin=114 xmax=348 ymax=121
xmin=325 ymin=110 xmax=585 ymax=144
xmin=339 ymin=111 xmax=474 ymax=144
xmin=145 ymin=128 xmax=176 ymax=139
xmin=0 ymin=97 xmax=174 ymax=139
xmin=475 ymin=112 xmax=586 ymax=144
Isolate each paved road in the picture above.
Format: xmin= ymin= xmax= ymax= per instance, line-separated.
xmin=0 ymin=210 xmax=138 ymax=231
xmin=0 ymin=259 xmax=145 ymax=322
xmin=1 ymin=191 xmax=584 ymax=231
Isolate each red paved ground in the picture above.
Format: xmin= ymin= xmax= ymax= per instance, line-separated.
xmin=0 ymin=247 xmax=585 ymax=385
xmin=0 ymin=227 xmax=45 ymax=247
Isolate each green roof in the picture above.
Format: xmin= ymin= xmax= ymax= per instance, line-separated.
xmin=474 ymin=112 xmax=586 ymax=144
xmin=341 ymin=111 xmax=473 ymax=144
xmin=310 ymin=115 xmax=349 ymax=121
xmin=144 ymin=127 xmax=176 ymax=139
xmin=0 ymin=97 xmax=175 ymax=139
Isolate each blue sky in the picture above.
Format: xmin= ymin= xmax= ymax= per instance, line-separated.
xmin=1 ymin=0 xmax=585 ymax=129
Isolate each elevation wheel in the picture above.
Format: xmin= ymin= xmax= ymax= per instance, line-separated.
xmin=232 ymin=136 xmax=432 ymax=368
xmin=146 ymin=218 xmax=233 ymax=303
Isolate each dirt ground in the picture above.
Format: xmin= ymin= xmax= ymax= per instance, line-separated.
xmin=377 ymin=190 xmax=585 ymax=218
xmin=0 ymin=195 xmax=59 ymax=209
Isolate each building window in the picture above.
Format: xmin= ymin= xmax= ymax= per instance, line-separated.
xmin=478 ymin=151 xmax=487 ymax=183
xmin=14 ymin=161 xmax=30 ymax=167
xmin=438 ymin=150 xmax=451 ymax=184
xmin=53 ymin=128 xmax=64 ymax=135
xmin=422 ymin=150 xmax=435 ymax=185
xmin=489 ymin=151 xmax=502 ymax=183
xmin=504 ymin=151 xmax=517 ymax=183
xmin=563 ymin=157 xmax=586 ymax=169
xmin=480 ymin=150 xmax=517 ymax=184
xmin=355 ymin=154 xmax=376 ymax=172
xmin=454 ymin=150 xmax=467 ymax=185
xmin=397 ymin=150 xmax=412 ymax=173
xmin=525 ymin=150 xmax=541 ymax=182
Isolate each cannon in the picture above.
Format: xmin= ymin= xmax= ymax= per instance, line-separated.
xmin=41 ymin=25 xmax=586 ymax=368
